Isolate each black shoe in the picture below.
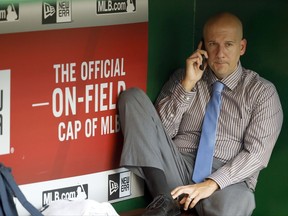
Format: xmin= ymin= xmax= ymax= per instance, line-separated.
xmin=142 ymin=194 xmax=181 ymax=216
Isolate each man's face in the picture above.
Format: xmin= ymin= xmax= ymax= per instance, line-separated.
xmin=204 ymin=23 xmax=246 ymax=79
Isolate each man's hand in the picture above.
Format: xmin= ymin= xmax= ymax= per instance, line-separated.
xmin=171 ymin=179 xmax=219 ymax=210
xmin=182 ymin=41 xmax=208 ymax=92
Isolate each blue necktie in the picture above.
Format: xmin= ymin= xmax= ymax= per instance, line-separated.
xmin=192 ymin=81 xmax=224 ymax=183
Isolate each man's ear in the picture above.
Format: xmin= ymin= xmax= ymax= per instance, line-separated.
xmin=240 ymin=38 xmax=247 ymax=56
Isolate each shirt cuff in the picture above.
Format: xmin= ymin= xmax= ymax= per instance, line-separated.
xmin=208 ymin=170 xmax=233 ymax=189
xmin=173 ymin=83 xmax=195 ymax=105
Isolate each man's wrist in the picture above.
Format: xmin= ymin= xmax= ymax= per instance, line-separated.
xmin=205 ymin=179 xmax=220 ymax=191
xmin=181 ymin=79 xmax=197 ymax=92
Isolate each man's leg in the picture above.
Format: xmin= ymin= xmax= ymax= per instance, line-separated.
xmin=142 ymin=167 xmax=171 ymax=198
xmin=180 ymin=153 xmax=255 ymax=216
xmin=195 ymin=182 xmax=255 ymax=216
xmin=118 ymin=88 xmax=190 ymax=215
xmin=118 ymin=88 xmax=190 ymax=190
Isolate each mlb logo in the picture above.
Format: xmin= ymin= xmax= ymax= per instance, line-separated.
xmin=108 ymin=171 xmax=131 ymax=201
xmin=42 ymin=0 xmax=72 ymax=24
xmin=0 ymin=3 xmax=19 ymax=22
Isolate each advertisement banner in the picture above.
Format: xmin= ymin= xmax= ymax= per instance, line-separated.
xmin=0 ymin=70 xmax=11 ymax=155
xmin=0 ymin=21 xmax=148 ymax=183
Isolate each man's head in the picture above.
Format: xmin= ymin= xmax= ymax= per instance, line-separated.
xmin=203 ymin=12 xmax=247 ymax=79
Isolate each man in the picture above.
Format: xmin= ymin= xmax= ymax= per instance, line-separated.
xmin=118 ymin=12 xmax=283 ymax=216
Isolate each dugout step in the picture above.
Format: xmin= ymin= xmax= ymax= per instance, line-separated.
xmin=120 ymin=208 xmax=198 ymax=216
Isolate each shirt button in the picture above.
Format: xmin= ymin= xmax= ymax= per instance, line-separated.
xmin=170 ymin=113 xmax=174 ymax=118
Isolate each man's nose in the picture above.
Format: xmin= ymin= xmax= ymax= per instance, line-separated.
xmin=216 ymin=45 xmax=225 ymax=58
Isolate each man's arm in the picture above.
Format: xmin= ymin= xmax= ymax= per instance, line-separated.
xmin=171 ymin=81 xmax=283 ymax=210
xmin=208 ymin=82 xmax=283 ymax=189
xmin=155 ymin=69 xmax=195 ymax=138
xmin=155 ymin=43 xmax=207 ymax=137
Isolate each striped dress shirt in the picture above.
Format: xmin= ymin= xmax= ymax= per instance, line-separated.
xmin=155 ymin=62 xmax=283 ymax=190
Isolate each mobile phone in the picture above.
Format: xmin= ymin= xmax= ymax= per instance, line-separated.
xmin=199 ymin=39 xmax=207 ymax=71
xmin=199 ymin=54 xmax=206 ymax=71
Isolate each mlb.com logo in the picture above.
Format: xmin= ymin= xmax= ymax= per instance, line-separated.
xmin=42 ymin=184 xmax=88 ymax=206
xmin=96 ymin=0 xmax=136 ymax=15
xmin=108 ymin=171 xmax=131 ymax=201
xmin=42 ymin=0 xmax=72 ymax=24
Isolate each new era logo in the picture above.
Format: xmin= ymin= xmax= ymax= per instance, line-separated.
xmin=43 ymin=2 xmax=55 ymax=19
xmin=109 ymin=180 xmax=119 ymax=195
xmin=42 ymin=0 xmax=72 ymax=24
xmin=108 ymin=171 xmax=131 ymax=201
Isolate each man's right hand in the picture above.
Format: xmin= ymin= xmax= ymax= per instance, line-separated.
xmin=181 ymin=41 xmax=208 ymax=92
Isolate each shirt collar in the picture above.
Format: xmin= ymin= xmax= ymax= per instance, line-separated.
xmin=206 ymin=62 xmax=243 ymax=91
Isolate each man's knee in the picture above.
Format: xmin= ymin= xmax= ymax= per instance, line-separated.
xmin=118 ymin=87 xmax=144 ymax=107
xmin=196 ymin=182 xmax=255 ymax=216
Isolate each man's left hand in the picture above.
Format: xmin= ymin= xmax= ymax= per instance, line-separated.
xmin=171 ymin=179 xmax=219 ymax=210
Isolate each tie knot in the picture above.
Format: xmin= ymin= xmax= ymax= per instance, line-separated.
xmin=213 ymin=81 xmax=224 ymax=93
